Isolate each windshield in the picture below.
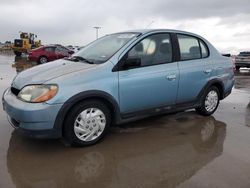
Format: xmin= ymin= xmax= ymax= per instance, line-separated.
xmin=73 ymin=33 xmax=139 ymax=64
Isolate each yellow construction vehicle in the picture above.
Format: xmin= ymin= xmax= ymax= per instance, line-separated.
xmin=12 ymin=32 xmax=42 ymax=56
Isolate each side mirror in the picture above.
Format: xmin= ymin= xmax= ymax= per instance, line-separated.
xmin=123 ymin=57 xmax=141 ymax=69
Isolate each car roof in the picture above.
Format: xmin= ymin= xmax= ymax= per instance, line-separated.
xmin=115 ymin=29 xmax=195 ymax=34
xmin=43 ymin=44 xmax=68 ymax=48
xmin=43 ymin=45 xmax=56 ymax=48
xmin=113 ymin=29 xmax=205 ymax=39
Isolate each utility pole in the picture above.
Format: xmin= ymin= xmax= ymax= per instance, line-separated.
xmin=93 ymin=26 xmax=101 ymax=39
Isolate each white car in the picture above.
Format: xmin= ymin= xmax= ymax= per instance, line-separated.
xmin=235 ymin=51 xmax=250 ymax=70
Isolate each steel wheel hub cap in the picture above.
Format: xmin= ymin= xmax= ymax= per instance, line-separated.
xmin=74 ymin=108 xmax=106 ymax=142
xmin=40 ymin=57 xmax=47 ymax=63
xmin=205 ymin=90 xmax=218 ymax=112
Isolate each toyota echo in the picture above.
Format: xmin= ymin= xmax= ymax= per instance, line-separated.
xmin=2 ymin=29 xmax=234 ymax=146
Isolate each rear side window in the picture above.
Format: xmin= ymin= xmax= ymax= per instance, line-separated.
xmin=177 ymin=34 xmax=209 ymax=60
xmin=56 ymin=46 xmax=69 ymax=53
xmin=45 ymin=47 xmax=55 ymax=52
xmin=200 ymin=40 xmax=209 ymax=58
xmin=177 ymin=34 xmax=200 ymax=60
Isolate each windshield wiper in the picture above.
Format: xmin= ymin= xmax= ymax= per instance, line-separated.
xmin=67 ymin=56 xmax=94 ymax=64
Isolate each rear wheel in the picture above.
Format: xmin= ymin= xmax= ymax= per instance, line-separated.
xmin=63 ymin=100 xmax=111 ymax=146
xmin=39 ymin=56 xmax=48 ymax=64
xmin=196 ymin=86 xmax=220 ymax=116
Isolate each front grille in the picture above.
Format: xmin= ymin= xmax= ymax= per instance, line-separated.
xmin=11 ymin=87 xmax=20 ymax=96
xmin=14 ymin=39 xmax=23 ymax=47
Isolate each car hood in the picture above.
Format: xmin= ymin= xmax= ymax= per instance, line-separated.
xmin=12 ymin=59 xmax=97 ymax=89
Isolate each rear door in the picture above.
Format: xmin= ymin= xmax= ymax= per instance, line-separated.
xmin=176 ymin=34 xmax=211 ymax=103
xmin=118 ymin=33 xmax=179 ymax=113
xmin=55 ymin=46 xmax=70 ymax=59
xmin=44 ymin=47 xmax=57 ymax=61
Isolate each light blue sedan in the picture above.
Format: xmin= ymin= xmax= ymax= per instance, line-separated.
xmin=2 ymin=29 xmax=234 ymax=146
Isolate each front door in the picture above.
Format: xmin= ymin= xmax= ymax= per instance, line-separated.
xmin=118 ymin=33 xmax=179 ymax=113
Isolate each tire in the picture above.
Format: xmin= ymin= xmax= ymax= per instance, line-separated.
xmin=196 ymin=86 xmax=220 ymax=116
xmin=14 ymin=51 xmax=22 ymax=56
xmin=63 ymin=100 xmax=111 ymax=146
xmin=38 ymin=56 xmax=48 ymax=64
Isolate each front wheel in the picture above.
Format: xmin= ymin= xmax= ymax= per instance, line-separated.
xmin=196 ymin=86 xmax=220 ymax=116
xmin=63 ymin=100 xmax=111 ymax=146
xmin=39 ymin=56 xmax=48 ymax=64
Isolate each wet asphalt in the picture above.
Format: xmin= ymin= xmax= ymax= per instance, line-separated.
xmin=0 ymin=52 xmax=250 ymax=188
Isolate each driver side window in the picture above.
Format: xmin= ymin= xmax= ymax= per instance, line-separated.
xmin=126 ymin=33 xmax=172 ymax=67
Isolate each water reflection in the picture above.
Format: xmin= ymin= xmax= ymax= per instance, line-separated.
xmin=13 ymin=56 xmax=37 ymax=73
xmin=234 ymin=69 xmax=250 ymax=91
xmin=7 ymin=114 xmax=226 ymax=188
xmin=234 ymin=68 xmax=250 ymax=76
xmin=246 ymin=102 xmax=250 ymax=127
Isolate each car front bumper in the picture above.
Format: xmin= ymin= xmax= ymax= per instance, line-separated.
xmin=2 ymin=88 xmax=63 ymax=138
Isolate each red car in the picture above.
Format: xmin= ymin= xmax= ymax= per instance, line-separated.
xmin=28 ymin=45 xmax=74 ymax=64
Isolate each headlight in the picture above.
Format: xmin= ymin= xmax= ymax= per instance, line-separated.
xmin=18 ymin=85 xmax=58 ymax=103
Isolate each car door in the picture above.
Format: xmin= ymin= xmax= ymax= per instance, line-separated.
xmin=176 ymin=34 xmax=211 ymax=103
xmin=118 ymin=33 xmax=179 ymax=113
xmin=55 ymin=46 xmax=69 ymax=59
xmin=44 ymin=47 xmax=57 ymax=61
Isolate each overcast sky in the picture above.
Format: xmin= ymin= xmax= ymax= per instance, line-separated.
xmin=1 ymin=0 xmax=250 ymax=54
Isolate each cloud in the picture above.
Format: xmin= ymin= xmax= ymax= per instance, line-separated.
xmin=152 ymin=0 xmax=250 ymax=19
xmin=0 ymin=0 xmax=249 ymax=53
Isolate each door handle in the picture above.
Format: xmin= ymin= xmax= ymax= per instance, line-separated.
xmin=203 ymin=69 xmax=212 ymax=74
xmin=166 ymin=74 xmax=176 ymax=81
